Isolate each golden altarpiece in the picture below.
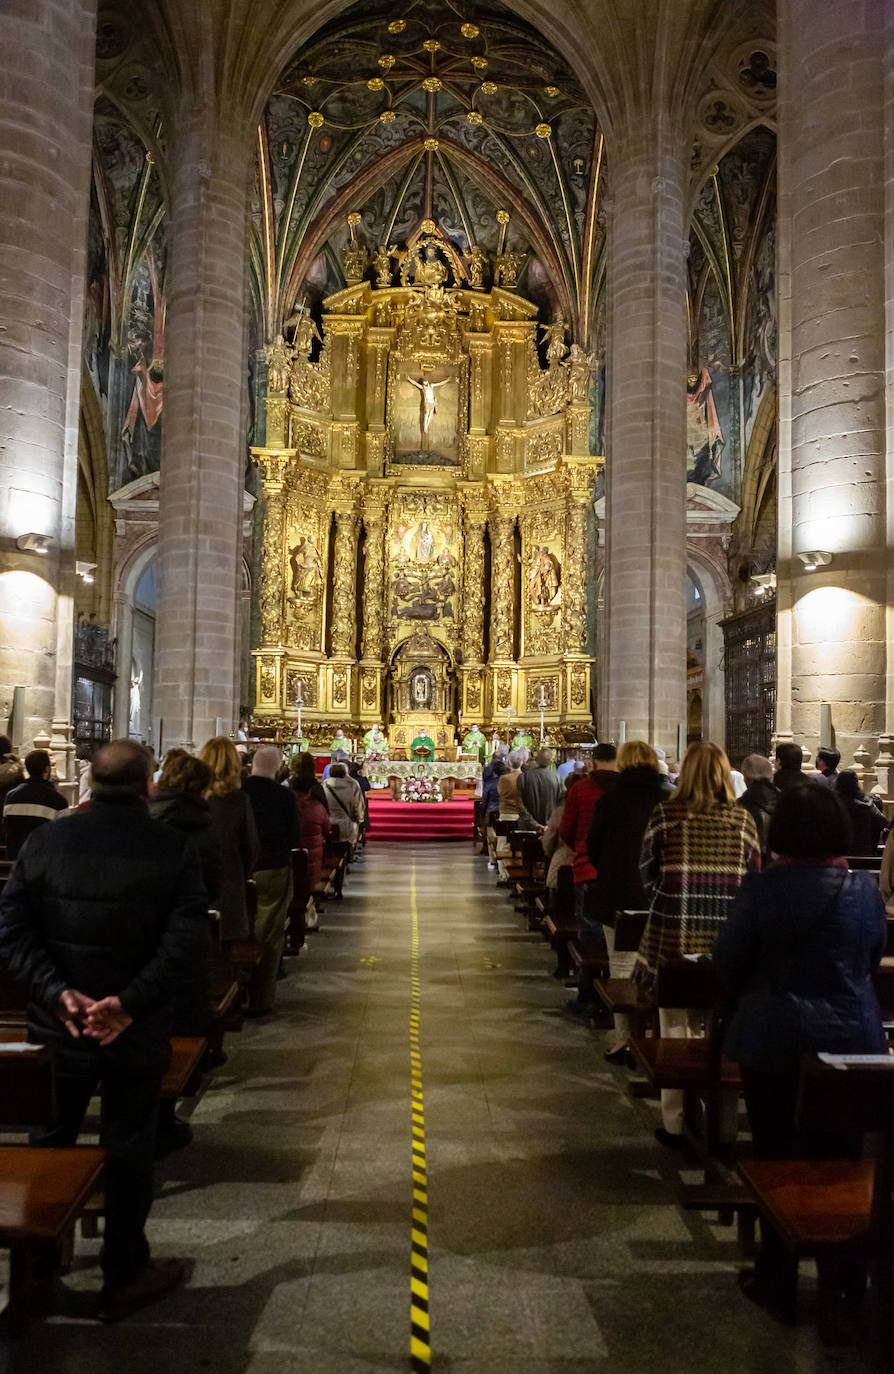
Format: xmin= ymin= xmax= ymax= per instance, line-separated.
xmin=251 ymin=223 xmax=602 ymax=756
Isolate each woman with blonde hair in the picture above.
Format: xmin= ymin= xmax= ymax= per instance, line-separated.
xmin=587 ymin=738 xmax=670 ymax=1061
xmin=198 ymin=736 xmax=259 ymax=942
xmin=634 ymin=741 xmax=761 ymax=1148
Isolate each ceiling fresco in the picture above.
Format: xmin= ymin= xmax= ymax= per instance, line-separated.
xmin=250 ymin=0 xmax=604 ymax=347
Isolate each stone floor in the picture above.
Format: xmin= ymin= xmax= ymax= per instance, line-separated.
xmin=0 ymin=842 xmax=878 ymax=1373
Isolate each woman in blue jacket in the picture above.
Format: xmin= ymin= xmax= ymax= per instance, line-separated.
xmin=714 ymin=780 xmax=887 ymax=1325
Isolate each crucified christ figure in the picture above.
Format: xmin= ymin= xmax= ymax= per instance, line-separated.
xmin=406 ymin=375 xmax=449 ymax=443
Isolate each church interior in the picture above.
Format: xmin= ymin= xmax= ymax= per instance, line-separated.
xmin=1 ymin=0 xmax=894 ymax=1368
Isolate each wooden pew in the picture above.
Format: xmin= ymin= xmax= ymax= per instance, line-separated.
xmin=161 ymin=1036 xmax=207 ymax=1102
xmin=0 ymin=1044 xmax=105 ymax=1334
xmin=541 ymin=866 xmax=576 ymax=979
xmin=285 ymin=847 xmax=310 ymax=956
xmin=738 ymin=1053 xmax=894 ymax=1341
xmin=594 ymin=910 xmax=656 ymax=1037
xmin=629 ymin=958 xmax=742 ymax=1156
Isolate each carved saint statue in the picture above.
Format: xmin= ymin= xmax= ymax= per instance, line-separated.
xmin=414 ymin=243 xmax=449 ymax=289
xmin=540 ymin=318 xmax=568 ymax=366
xmin=374 ymin=244 xmax=397 ymax=289
xmin=407 ymin=374 xmax=449 ymax=439
xmin=285 ymin=307 xmax=321 ymax=359
xmin=288 ymin=535 xmax=324 ymax=599
xmin=562 ymin=342 xmax=595 ymax=402
xmin=414 ymin=521 xmax=436 ymax=564
xmin=464 ymin=244 xmax=487 ymax=290
xmin=265 ymin=334 xmax=292 ymax=394
xmin=528 ymin=546 xmax=561 ymax=607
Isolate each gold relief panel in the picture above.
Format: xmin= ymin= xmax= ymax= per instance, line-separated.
xmin=465 ymin=674 xmax=482 ymax=713
xmin=332 ymin=666 xmax=349 ymax=708
xmin=257 ymin=656 xmax=279 ymax=703
xmin=522 ymin=511 xmax=563 ymax=657
xmin=266 ymin=398 xmax=288 ymax=449
xmin=361 ymin=668 xmax=379 ymax=710
xmin=388 ymin=492 xmax=461 ymax=630
xmin=494 ymin=427 xmax=516 ymax=472
xmin=496 ymin=669 xmax=513 ymax=712
xmin=525 ymin=428 xmax=563 ymax=471
xmin=284 ymin=669 xmax=317 ymax=710
xmin=289 ymin=419 xmax=326 ymax=461
xmin=284 ymin=510 xmax=328 ymax=654
xmin=366 ymin=430 xmax=386 ymax=477
xmin=526 ymin=676 xmax=559 ymax=711
xmin=570 ymin=666 xmax=589 ymax=710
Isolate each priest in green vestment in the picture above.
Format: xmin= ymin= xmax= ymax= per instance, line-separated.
xmin=410 ymin=733 xmax=435 ymax=761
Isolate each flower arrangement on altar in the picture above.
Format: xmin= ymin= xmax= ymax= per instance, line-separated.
xmin=400 ymin=776 xmax=443 ymax=803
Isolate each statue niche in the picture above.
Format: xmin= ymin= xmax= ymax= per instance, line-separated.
xmin=388 ymin=632 xmax=452 ymax=723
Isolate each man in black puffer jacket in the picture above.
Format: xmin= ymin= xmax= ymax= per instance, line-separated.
xmin=0 ymin=739 xmax=208 ymax=1321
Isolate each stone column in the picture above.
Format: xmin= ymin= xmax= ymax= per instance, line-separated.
xmin=155 ymin=112 xmax=253 ymax=750
xmin=601 ymin=134 xmax=688 ymax=753
xmin=361 ymin=510 xmax=386 ymax=661
xmin=489 ymin=513 xmax=516 ymax=661
xmin=0 ymin=0 xmax=98 ymax=766
xmin=776 ymin=0 xmax=892 ymax=776
xmin=330 ymin=510 xmax=359 ymax=658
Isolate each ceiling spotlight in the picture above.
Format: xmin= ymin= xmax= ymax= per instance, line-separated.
xmin=795 ymin=550 xmax=832 ymax=573
xmin=16 ymin=532 xmax=53 ymax=555
xmin=751 ymin=571 xmax=776 ymax=593
xmin=76 ymin=560 xmax=97 ymax=584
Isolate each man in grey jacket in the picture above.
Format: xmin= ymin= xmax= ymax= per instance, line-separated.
xmin=518 ymin=749 xmax=563 ymax=827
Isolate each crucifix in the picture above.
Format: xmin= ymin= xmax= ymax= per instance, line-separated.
xmin=538 ymin=686 xmax=547 ymax=745
xmin=295 ymin=680 xmax=304 ymax=740
xmin=504 ymin=705 xmax=515 ymax=742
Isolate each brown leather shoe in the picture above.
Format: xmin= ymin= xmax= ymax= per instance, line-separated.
xmin=98 ymin=1258 xmax=187 ymax=1323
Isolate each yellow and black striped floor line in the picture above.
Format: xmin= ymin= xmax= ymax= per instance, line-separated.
xmin=409 ymin=866 xmax=431 ymax=1373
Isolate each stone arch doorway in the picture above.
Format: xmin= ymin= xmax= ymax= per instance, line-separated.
xmin=685 ymin=554 xmax=729 ymax=751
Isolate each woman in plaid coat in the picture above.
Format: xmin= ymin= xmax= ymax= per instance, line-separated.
xmin=634 ymin=741 xmax=761 ymax=1146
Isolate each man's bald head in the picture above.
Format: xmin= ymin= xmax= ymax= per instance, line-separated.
xmin=90 ymin=739 xmax=153 ymax=800
xmin=251 ymin=745 xmax=283 ymax=778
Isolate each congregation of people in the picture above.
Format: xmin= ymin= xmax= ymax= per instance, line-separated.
xmin=483 ymin=734 xmax=893 ymax=1344
xmin=1 ymin=721 xmax=893 ymax=1345
xmin=0 ymin=731 xmax=367 ymax=1323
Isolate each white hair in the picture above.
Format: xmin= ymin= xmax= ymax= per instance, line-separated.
xmin=508 ymin=749 xmax=524 ymax=768
xmin=251 ymin=745 xmax=283 ymax=778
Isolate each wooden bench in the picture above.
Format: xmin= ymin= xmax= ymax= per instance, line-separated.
xmin=630 ymin=958 xmax=742 ymax=1169
xmin=594 ymin=910 xmax=655 ymax=1033
xmin=541 ymin=866 xmax=576 ymax=979
xmin=738 ymin=1054 xmax=894 ymax=1339
xmin=161 ymin=1036 xmax=207 ymax=1101
xmin=0 ymin=1044 xmax=105 ymax=1334
xmin=285 ymin=847 xmax=310 ymax=956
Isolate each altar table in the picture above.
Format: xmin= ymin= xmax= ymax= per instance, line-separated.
xmin=365 ymin=759 xmax=481 ymax=799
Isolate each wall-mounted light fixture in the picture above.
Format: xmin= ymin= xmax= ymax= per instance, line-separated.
xmin=751 ymin=571 xmax=777 ymax=594
xmin=15 ymin=532 xmax=54 ymax=555
xmin=76 ymin=561 xmax=97 ymax=584
xmin=795 ymin=550 xmax=832 ymax=573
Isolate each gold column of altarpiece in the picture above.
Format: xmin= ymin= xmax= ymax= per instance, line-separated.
xmin=251 ymin=228 xmax=602 ymax=751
